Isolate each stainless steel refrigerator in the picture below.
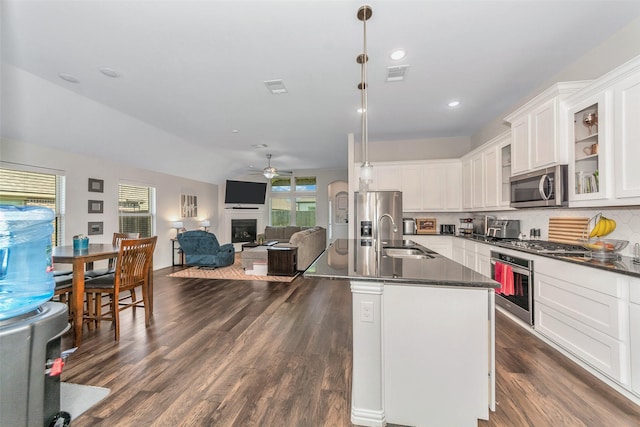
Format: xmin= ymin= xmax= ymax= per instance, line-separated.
xmin=354 ymin=191 xmax=403 ymax=244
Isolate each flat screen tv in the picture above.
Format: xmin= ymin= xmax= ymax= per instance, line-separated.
xmin=224 ymin=180 xmax=267 ymax=205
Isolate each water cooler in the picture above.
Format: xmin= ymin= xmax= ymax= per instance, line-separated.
xmin=0 ymin=302 xmax=69 ymax=427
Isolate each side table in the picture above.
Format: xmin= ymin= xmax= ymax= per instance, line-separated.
xmin=267 ymin=246 xmax=298 ymax=276
xmin=171 ymin=238 xmax=184 ymax=266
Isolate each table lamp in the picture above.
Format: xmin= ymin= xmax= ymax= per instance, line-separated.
xmin=200 ymin=220 xmax=210 ymax=232
xmin=171 ymin=221 xmax=184 ymax=237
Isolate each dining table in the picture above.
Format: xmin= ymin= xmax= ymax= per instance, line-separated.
xmin=52 ymin=243 xmax=155 ymax=346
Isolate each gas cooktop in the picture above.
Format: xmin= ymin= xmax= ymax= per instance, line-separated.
xmin=492 ymin=239 xmax=590 ymax=256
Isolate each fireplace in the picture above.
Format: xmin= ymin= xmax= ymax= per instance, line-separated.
xmin=231 ymin=219 xmax=257 ymax=243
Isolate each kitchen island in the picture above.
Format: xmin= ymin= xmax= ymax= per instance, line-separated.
xmin=305 ymin=239 xmax=499 ymax=427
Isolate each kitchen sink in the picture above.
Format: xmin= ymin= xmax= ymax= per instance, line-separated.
xmin=382 ymin=247 xmax=434 ymax=259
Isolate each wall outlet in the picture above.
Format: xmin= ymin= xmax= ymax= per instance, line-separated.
xmin=361 ymin=301 xmax=374 ymax=323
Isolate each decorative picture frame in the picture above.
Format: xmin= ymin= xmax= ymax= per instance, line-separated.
xmin=88 ymin=200 xmax=104 ymax=214
xmin=88 ymin=221 xmax=104 ymax=235
xmin=181 ymin=194 xmax=198 ymax=218
xmin=88 ymin=178 xmax=104 ymax=193
xmin=416 ymin=217 xmax=437 ymax=234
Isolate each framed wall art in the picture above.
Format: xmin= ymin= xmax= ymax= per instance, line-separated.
xmin=88 ymin=221 xmax=104 ymax=235
xmin=88 ymin=200 xmax=104 ymax=214
xmin=181 ymin=194 xmax=198 ymax=218
xmin=416 ymin=217 xmax=437 ymax=234
xmin=88 ymin=178 xmax=104 ymax=193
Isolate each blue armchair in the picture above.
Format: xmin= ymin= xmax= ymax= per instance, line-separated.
xmin=177 ymin=230 xmax=235 ymax=268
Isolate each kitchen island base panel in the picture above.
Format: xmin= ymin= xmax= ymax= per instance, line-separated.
xmin=350 ymin=279 xmax=494 ymax=427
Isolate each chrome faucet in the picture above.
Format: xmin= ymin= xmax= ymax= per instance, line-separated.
xmin=377 ymin=213 xmax=398 ymax=252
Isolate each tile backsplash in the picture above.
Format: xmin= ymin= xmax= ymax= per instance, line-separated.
xmin=404 ymin=206 xmax=640 ymax=257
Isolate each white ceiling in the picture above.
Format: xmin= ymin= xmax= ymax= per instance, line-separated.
xmin=3 ymin=0 xmax=640 ymax=184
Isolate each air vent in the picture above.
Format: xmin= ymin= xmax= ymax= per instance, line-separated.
xmin=264 ymin=79 xmax=288 ymax=94
xmin=386 ymin=65 xmax=410 ymax=82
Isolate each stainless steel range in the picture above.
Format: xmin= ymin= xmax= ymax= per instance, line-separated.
xmin=493 ymin=239 xmax=590 ymax=256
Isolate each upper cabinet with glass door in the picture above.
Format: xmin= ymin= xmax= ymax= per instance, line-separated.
xmin=566 ymin=91 xmax=610 ymax=204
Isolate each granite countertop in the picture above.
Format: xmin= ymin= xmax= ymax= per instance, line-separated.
xmin=452 ymin=235 xmax=640 ymax=279
xmin=304 ymin=239 xmax=498 ymax=289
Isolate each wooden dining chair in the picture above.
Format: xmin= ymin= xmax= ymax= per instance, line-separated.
xmin=85 ymin=232 xmax=140 ymax=279
xmin=83 ymin=236 xmax=157 ymax=341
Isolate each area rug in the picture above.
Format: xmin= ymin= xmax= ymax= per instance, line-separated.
xmin=60 ymin=382 xmax=110 ymax=419
xmin=168 ymin=254 xmax=299 ymax=283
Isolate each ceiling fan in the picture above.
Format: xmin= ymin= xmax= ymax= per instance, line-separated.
xmin=250 ymin=153 xmax=293 ymax=179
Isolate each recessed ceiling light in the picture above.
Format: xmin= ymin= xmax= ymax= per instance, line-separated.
xmin=252 ymin=143 xmax=268 ymax=148
xmin=58 ymin=73 xmax=79 ymax=83
xmin=99 ymin=67 xmax=119 ymax=78
xmin=448 ymin=101 xmax=461 ymax=107
xmin=390 ymin=49 xmax=406 ymax=60
xmin=232 ymin=129 xmax=239 ymax=133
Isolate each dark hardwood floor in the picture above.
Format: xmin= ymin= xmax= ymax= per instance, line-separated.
xmin=61 ymin=267 xmax=640 ymax=426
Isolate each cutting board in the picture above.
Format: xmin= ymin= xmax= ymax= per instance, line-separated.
xmin=548 ymin=217 xmax=590 ymax=244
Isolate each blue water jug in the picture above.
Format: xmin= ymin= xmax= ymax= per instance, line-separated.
xmin=0 ymin=205 xmax=55 ymax=320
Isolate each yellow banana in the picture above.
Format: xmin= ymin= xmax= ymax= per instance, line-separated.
xmin=590 ymin=218 xmax=603 ymax=238
xmin=603 ymin=218 xmax=616 ymax=236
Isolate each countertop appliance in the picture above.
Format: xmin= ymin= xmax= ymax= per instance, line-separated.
xmin=440 ymin=224 xmax=456 ymax=235
xmin=487 ymin=219 xmax=520 ymax=239
xmin=459 ymin=218 xmax=473 ymax=236
xmin=403 ymin=218 xmax=416 ymax=235
xmin=472 ymin=215 xmax=495 ymax=237
xmin=491 ymin=251 xmax=534 ymax=325
xmin=355 ymin=191 xmax=403 ymax=244
xmin=510 ymin=164 xmax=568 ymax=208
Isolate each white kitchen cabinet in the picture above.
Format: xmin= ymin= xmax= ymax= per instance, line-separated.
xmin=461 ymin=158 xmax=472 ymax=209
xmin=410 ymin=235 xmax=453 ymax=259
xmin=534 ymin=257 xmax=629 ymax=384
xmin=373 ymin=164 xmax=401 ymax=191
xmin=452 ymin=237 xmax=465 ymax=265
xmin=614 ymin=68 xmax=640 ymax=200
xmin=471 ymin=153 xmax=484 ymax=209
xmin=630 ymin=281 xmax=640 ymax=396
xmin=483 ymin=147 xmax=498 ymax=208
xmin=426 ymin=161 xmax=462 ymax=211
xmin=567 ymin=90 xmax=611 ymax=204
xmin=499 ymin=139 xmax=512 ymax=207
xmin=401 ymin=164 xmax=422 ymax=211
xmin=505 ymin=82 xmax=589 ymax=176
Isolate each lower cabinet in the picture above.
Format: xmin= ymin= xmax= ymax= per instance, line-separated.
xmin=410 ymin=235 xmax=453 ymax=259
xmin=630 ymin=280 xmax=640 ymax=395
xmin=534 ymin=258 xmax=629 ymax=385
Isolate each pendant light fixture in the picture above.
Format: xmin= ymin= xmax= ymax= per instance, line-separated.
xmin=357 ymin=5 xmax=373 ymax=191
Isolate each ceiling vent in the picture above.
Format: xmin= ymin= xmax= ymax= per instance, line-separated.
xmin=264 ymin=79 xmax=288 ymax=94
xmin=385 ymin=65 xmax=410 ymax=82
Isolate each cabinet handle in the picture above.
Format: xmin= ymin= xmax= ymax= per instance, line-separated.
xmin=539 ymin=174 xmax=553 ymax=200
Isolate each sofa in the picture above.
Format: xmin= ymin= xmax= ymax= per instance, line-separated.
xmin=258 ymin=226 xmax=326 ymax=271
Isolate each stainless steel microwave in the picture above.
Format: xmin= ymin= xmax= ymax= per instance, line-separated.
xmin=510 ymin=165 xmax=568 ymax=208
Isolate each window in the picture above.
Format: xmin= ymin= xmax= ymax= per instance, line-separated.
xmin=269 ymin=176 xmax=316 ymax=226
xmin=118 ymin=183 xmax=155 ymax=237
xmin=0 ymin=167 xmax=65 ymax=246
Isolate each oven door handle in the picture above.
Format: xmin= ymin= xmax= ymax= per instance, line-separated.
xmin=490 ymin=259 xmax=530 ymax=276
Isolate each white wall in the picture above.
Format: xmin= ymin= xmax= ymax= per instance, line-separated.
xmin=1 ymin=138 xmax=218 ymax=269
xmin=354 ymin=136 xmax=471 ymax=163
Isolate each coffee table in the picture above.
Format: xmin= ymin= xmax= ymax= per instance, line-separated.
xmin=241 ymin=245 xmax=269 ymax=270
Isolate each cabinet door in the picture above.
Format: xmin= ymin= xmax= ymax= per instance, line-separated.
xmin=422 ymin=164 xmax=444 ymax=210
xmin=471 ymin=154 xmax=484 ymax=209
xmin=614 ymin=71 xmax=640 ymax=199
xmin=567 ymin=92 xmax=609 ymax=204
xmin=452 ymin=239 xmax=465 ymax=264
xmin=510 ymin=116 xmax=530 ymax=175
xmin=630 ymin=302 xmax=640 ymax=395
xmin=499 ymin=140 xmax=512 ymax=207
xmin=401 ymin=165 xmax=423 ymax=211
xmin=443 ymin=162 xmax=462 ymax=211
xmin=374 ymin=164 xmax=401 ymax=191
xmin=484 ymin=147 xmax=499 ymax=208
xmin=531 ymin=98 xmax=559 ymax=169
xmin=461 ymin=159 xmax=472 ymax=209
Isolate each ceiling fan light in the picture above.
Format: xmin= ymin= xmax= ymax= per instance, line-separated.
xmin=263 ymin=167 xmax=277 ymax=179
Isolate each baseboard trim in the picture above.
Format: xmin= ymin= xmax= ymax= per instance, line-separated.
xmin=351 ymin=407 xmax=386 ymax=427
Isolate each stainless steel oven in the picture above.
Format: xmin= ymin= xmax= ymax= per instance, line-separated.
xmin=490 ymin=251 xmax=534 ymax=325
